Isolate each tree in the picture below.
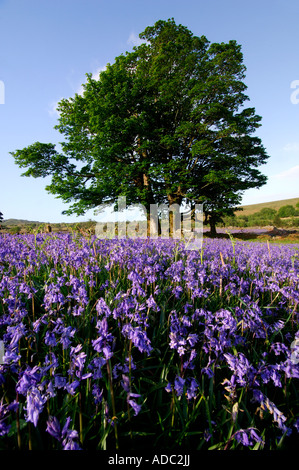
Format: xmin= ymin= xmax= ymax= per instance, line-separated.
xmin=0 ymin=211 xmax=3 ymax=228
xmin=257 ymin=208 xmax=277 ymax=218
xmin=273 ymin=214 xmax=283 ymax=227
xmin=278 ymin=205 xmax=296 ymax=218
xmin=11 ymin=18 xmax=268 ymax=236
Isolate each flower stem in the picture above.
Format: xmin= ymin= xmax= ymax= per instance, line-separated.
xmin=16 ymin=393 xmax=21 ymax=450
xmin=107 ymin=359 xmax=119 ymax=450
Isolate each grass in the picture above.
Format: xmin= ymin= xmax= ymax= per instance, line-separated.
xmin=238 ymin=197 xmax=299 ymax=217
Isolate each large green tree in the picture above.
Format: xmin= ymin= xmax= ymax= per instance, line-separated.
xmin=11 ymin=18 xmax=268 ymax=235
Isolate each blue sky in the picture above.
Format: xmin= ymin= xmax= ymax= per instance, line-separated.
xmin=1 ymin=0 xmax=299 ymax=223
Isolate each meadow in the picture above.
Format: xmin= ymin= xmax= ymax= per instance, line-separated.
xmin=0 ymin=231 xmax=298 ymax=451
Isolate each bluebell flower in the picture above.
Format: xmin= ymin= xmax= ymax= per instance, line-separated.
xmin=54 ymin=375 xmax=67 ymax=389
xmin=16 ymin=365 xmax=41 ymax=395
xmin=6 ymin=323 xmax=27 ymax=347
xmin=46 ymin=415 xmax=61 ymax=441
xmin=121 ymin=374 xmax=130 ymax=393
xmin=65 ymin=380 xmax=80 ymax=396
xmin=127 ymin=393 xmax=141 ymax=416
xmin=186 ymin=377 xmax=199 ymax=400
xmin=92 ymin=385 xmax=103 ymax=405
xmin=0 ymin=399 xmax=15 ymax=436
xmin=46 ymin=415 xmax=81 ymax=450
xmin=92 ymin=317 xmax=114 ymax=355
xmin=25 ymin=386 xmax=46 ymax=427
xmin=88 ymin=356 xmax=106 ymax=379
xmin=174 ymin=376 xmax=185 ymax=397
xmin=96 ymin=298 xmax=111 ymax=317
xmin=121 ymin=324 xmax=153 ymax=355
xmin=146 ymin=294 xmax=160 ymax=312
xmin=232 ymin=427 xmax=264 ymax=448
xmin=45 ymin=331 xmax=57 ymax=347
xmin=252 ymin=389 xmax=290 ymax=433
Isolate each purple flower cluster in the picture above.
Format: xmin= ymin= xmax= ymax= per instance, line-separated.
xmin=0 ymin=232 xmax=298 ymax=450
xmin=46 ymin=415 xmax=81 ymax=450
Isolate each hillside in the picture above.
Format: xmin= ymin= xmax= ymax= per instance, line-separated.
xmin=238 ymin=197 xmax=299 ymax=216
xmin=2 ymin=218 xmax=44 ymax=226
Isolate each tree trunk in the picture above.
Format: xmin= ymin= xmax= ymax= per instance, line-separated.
xmin=146 ymin=208 xmax=161 ymax=237
xmin=167 ymin=193 xmax=182 ymax=238
xmin=209 ymin=219 xmax=217 ymax=237
xmin=143 ymin=173 xmax=161 ymax=237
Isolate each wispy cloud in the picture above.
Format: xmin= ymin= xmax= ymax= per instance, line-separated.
xmin=272 ymin=165 xmax=299 ymax=179
xmin=48 ymin=65 xmax=107 ymax=116
xmin=127 ymin=32 xmax=147 ymax=48
xmin=48 ymin=98 xmax=63 ymax=117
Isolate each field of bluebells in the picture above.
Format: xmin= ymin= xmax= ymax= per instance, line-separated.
xmin=0 ymin=232 xmax=298 ymax=451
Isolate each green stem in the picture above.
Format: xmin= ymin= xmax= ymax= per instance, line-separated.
xmin=107 ymin=359 xmax=119 ymax=450
xmin=16 ymin=393 xmax=22 ymax=450
xmin=79 ymin=389 xmax=83 ymax=446
xmin=28 ymin=422 xmax=32 ymax=450
xmin=127 ymin=340 xmax=133 ymax=439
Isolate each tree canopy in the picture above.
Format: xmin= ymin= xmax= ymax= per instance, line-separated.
xmin=278 ymin=205 xmax=296 ymax=218
xmin=11 ymin=18 xmax=269 ymax=235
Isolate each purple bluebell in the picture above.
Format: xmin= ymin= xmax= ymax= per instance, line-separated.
xmin=16 ymin=365 xmax=41 ymax=395
xmin=46 ymin=415 xmax=81 ymax=450
xmin=252 ymin=389 xmax=290 ymax=434
xmin=233 ymin=428 xmax=264 ymax=447
xmin=92 ymin=316 xmax=114 ymax=356
xmin=121 ymin=324 xmax=152 ymax=355
xmin=127 ymin=393 xmax=142 ymax=416
xmin=25 ymin=386 xmax=46 ymax=427
xmin=174 ymin=376 xmax=185 ymax=397
xmin=186 ymin=377 xmax=199 ymax=400
xmin=46 ymin=415 xmax=61 ymax=441
xmin=0 ymin=399 xmax=15 ymax=436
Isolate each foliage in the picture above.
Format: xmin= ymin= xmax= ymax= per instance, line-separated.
xmin=10 ymin=19 xmax=268 ymax=235
xmin=278 ymin=205 xmax=297 ymax=218
xmin=0 ymin=233 xmax=298 ymax=451
xmin=8 ymin=226 xmax=22 ymax=235
xmin=272 ymin=214 xmax=283 ymax=228
xmin=223 ymin=204 xmax=299 ymax=228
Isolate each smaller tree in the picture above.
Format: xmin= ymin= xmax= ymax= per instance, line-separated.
xmin=247 ymin=207 xmax=277 ymax=226
xmin=0 ymin=211 xmax=3 ymax=229
xmin=258 ymin=207 xmax=277 ymax=218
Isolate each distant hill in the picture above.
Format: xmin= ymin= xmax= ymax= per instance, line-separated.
xmin=238 ymin=197 xmax=299 ymax=216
